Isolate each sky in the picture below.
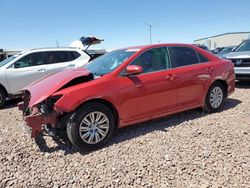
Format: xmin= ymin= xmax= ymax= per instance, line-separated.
xmin=1 ymin=0 xmax=250 ymax=50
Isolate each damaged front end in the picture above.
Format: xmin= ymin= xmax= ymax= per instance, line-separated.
xmin=17 ymin=68 xmax=94 ymax=138
xmin=18 ymin=91 xmax=62 ymax=138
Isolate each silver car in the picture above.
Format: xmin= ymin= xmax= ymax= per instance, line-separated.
xmin=0 ymin=48 xmax=91 ymax=107
xmin=223 ymin=40 xmax=250 ymax=80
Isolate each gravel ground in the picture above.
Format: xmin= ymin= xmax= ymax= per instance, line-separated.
xmin=0 ymin=82 xmax=249 ymax=188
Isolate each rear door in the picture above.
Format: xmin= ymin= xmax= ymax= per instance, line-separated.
xmin=44 ymin=51 xmax=81 ymax=75
xmin=5 ymin=52 xmax=47 ymax=94
xmin=168 ymin=46 xmax=213 ymax=108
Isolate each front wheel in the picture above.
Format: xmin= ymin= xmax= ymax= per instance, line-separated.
xmin=0 ymin=88 xmax=6 ymax=108
xmin=66 ymin=102 xmax=116 ymax=150
xmin=204 ymin=82 xmax=226 ymax=113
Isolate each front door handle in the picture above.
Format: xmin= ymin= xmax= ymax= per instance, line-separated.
xmin=37 ymin=68 xmax=46 ymax=72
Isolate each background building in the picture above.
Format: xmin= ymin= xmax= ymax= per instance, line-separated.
xmin=194 ymin=32 xmax=250 ymax=50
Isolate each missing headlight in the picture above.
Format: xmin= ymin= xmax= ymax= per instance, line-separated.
xmin=40 ymin=95 xmax=62 ymax=115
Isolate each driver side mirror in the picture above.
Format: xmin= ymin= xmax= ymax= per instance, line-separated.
xmin=124 ymin=65 xmax=143 ymax=76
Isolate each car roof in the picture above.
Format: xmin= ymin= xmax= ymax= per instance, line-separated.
xmin=121 ymin=43 xmax=220 ymax=62
xmin=27 ymin=47 xmax=82 ymax=53
xmin=123 ymin=43 xmax=201 ymax=51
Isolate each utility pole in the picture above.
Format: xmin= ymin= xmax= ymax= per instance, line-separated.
xmin=144 ymin=23 xmax=152 ymax=44
xmin=56 ymin=40 xmax=59 ymax=47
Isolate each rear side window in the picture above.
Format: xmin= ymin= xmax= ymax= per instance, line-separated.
xmin=14 ymin=52 xmax=44 ymax=68
xmin=68 ymin=51 xmax=81 ymax=61
xmin=44 ymin=51 xmax=70 ymax=64
xmin=169 ymin=47 xmax=199 ymax=68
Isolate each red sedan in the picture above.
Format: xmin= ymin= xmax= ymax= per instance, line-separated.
xmin=19 ymin=44 xmax=235 ymax=150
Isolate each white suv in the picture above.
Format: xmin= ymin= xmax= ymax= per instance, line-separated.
xmin=0 ymin=47 xmax=91 ymax=107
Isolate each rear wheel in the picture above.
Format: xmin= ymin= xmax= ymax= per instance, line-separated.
xmin=0 ymin=88 xmax=6 ymax=108
xmin=66 ymin=102 xmax=116 ymax=150
xmin=204 ymin=82 xmax=226 ymax=113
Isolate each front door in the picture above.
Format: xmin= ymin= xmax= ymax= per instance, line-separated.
xmin=5 ymin=52 xmax=47 ymax=94
xmin=119 ymin=47 xmax=178 ymax=122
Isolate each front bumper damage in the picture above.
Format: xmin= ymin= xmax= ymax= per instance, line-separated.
xmin=18 ymin=102 xmax=59 ymax=138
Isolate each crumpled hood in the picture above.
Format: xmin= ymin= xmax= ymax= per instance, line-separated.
xmin=223 ymin=51 xmax=250 ymax=59
xmin=24 ymin=68 xmax=92 ymax=107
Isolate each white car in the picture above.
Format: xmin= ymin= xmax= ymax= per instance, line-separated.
xmin=223 ymin=39 xmax=250 ymax=80
xmin=0 ymin=47 xmax=91 ymax=107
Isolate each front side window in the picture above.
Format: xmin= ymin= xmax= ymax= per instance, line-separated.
xmin=14 ymin=52 xmax=44 ymax=68
xmin=131 ymin=47 xmax=170 ymax=73
xmin=44 ymin=51 xmax=70 ymax=64
xmin=169 ymin=47 xmax=200 ymax=68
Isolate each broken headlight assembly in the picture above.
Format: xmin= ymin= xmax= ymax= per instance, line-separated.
xmin=39 ymin=95 xmax=62 ymax=115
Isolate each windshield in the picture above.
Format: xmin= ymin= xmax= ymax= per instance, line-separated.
xmin=219 ymin=47 xmax=233 ymax=55
xmin=0 ymin=56 xmax=17 ymax=67
xmin=85 ymin=49 xmax=138 ymax=76
xmin=235 ymin=40 xmax=250 ymax=52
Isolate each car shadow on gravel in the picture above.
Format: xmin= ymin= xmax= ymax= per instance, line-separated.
xmin=0 ymin=98 xmax=22 ymax=110
xmin=35 ymin=134 xmax=79 ymax=155
xmin=235 ymin=80 xmax=250 ymax=88
xmin=33 ymin=98 xmax=241 ymax=155
xmin=112 ymin=98 xmax=241 ymax=144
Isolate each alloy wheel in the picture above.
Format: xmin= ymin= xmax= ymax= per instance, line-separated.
xmin=209 ymin=86 xmax=223 ymax=108
xmin=79 ymin=111 xmax=110 ymax=144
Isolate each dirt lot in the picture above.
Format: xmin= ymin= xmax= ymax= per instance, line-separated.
xmin=0 ymin=82 xmax=249 ymax=188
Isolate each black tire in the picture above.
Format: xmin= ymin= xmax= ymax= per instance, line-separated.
xmin=0 ymin=88 xmax=6 ymax=108
xmin=66 ymin=102 xmax=116 ymax=150
xmin=204 ymin=82 xmax=226 ymax=113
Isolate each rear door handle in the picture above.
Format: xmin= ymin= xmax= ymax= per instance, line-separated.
xmin=166 ymin=74 xmax=178 ymax=81
xmin=206 ymin=67 xmax=214 ymax=73
xmin=37 ymin=68 xmax=46 ymax=72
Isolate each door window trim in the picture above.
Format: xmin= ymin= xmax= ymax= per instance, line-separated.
xmin=168 ymin=46 xmax=210 ymax=69
xmin=121 ymin=46 xmax=171 ymax=76
xmin=10 ymin=52 xmax=45 ymax=69
xmin=44 ymin=51 xmax=72 ymax=65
